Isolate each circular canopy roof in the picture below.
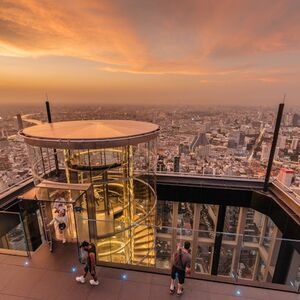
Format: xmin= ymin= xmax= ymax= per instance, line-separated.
xmin=20 ymin=120 xmax=160 ymax=149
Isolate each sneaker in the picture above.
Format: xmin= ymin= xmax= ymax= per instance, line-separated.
xmin=176 ymin=288 xmax=184 ymax=296
xmin=75 ymin=276 xmax=85 ymax=284
xmin=89 ymin=279 xmax=99 ymax=286
xmin=62 ymin=239 xmax=66 ymax=244
xmin=170 ymin=288 xmax=175 ymax=294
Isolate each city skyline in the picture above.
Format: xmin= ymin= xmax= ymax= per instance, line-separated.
xmin=0 ymin=0 xmax=300 ymax=105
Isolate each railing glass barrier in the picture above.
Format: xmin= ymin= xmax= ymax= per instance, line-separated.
xmin=74 ymin=216 xmax=300 ymax=293
xmin=0 ymin=211 xmax=30 ymax=257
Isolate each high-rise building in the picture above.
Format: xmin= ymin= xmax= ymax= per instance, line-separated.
xmin=291 ymin=138 xmax=299 ymax=151
xmin=173 ymin=156 xmax=180 ymax=172
xmin=261 ymin=143 xmax=271 ymax=161
xmin=278 ymin=135 xmax=287 ymax=150
xmin=277 ymin=168 xmax=295 ymax=187
xmin=190 ymin=132 xmax=209 ymax=152
xmin=284 ymin=113 xmax=293 ymax=126
xmin=228 ymin=130 xmax=240 ymax=145
xmin=292 ymin=113 xmax=300 ymax=127
xmin=0 ymin=117 xmax=8 ymax=140
xmin=179 ymin=143 xmax=189 ymax=155
xmin=157 ymin=155 xmax=167 ymax=172
xmin=274 ymin=146 xmax=280 ymax=160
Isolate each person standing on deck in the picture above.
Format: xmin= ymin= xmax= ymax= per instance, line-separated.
xmin=76 ymin=241 xmax=99 ymax=286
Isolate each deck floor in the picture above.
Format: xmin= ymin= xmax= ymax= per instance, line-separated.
xmin=0 ymin=242 xmax=298 ymax=300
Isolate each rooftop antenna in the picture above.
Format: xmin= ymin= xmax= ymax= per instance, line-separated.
xmin=45 ymin=93 xmax=52 ymax=123
xmin=44 ymin=96 xmax=59 ymax=174
xmin=282 ymin=93 xmax=286 ymax=104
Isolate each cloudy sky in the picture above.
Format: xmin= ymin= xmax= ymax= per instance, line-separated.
xmin=0 ymin=0 xmax=300 ymax=105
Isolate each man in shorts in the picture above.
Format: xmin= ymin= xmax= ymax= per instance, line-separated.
xmin=76 ymin=241 xmax=99 ymax=286
xmin=170 ymin=241 xmax=191 ymax=296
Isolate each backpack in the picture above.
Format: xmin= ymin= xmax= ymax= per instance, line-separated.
xmin=174 ymin=248 xmax=185 ymax=271
xmin=58 ymin=222 xmax=66 ymax=230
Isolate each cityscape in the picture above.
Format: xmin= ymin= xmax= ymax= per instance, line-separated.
xmin=0 ymin=103 xmax=299 ymax=195
xmin=0 ymin=1 xmax=300 ymax=298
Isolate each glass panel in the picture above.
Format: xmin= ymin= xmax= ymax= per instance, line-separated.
xmin=0 ymin=211 xmax=28 ymax=256
xmin=177 ymin=202 xmax=194 ymax=237
xmin=223 ymin=206 xmax=240 ymax=241
xmin=198 ymin=204 xmax=218 ymax=239
xmin=155 ymin=237 xmax=171 ymax=269
xmin=243 ymin=208 xmax=264 ymax=243
xmin=195 ymin=242 xmax=214 ymax=274
xmin=255 ymin=256 xmax=267 ymax=281
xmin=262 ymin=218 xmax=275 ymax=252
xmin=157 ymin=201 xmax=173 ymax=234
xmin=238 ymin=248 xmax=258 ymax=280
xmin=218 ymin=244 xmax=234 ymax=276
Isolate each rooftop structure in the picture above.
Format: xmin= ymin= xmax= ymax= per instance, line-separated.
xmin=21 ymin=120 xmax=159 ymax=149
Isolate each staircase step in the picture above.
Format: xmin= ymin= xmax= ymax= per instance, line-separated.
xmin=134 ymin=245 xmax=155 ymax=252
xmin=134 ymin=232 xmax=154 ymax=241
xmin=134 ymin=239 xmax=154 ymax=247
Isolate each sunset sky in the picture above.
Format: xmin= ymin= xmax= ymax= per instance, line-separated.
xmin=0 ymin=0 xmax=300 ymax=106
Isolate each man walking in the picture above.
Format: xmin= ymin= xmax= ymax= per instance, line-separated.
xmin=76 ymin=241 xmax=99 ymax=286
xmin=170 ymin=241 xmax=191 ymax=296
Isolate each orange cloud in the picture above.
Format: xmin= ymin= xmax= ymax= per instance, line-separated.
xmin=0 ymin=0 xmax=300 ymax=76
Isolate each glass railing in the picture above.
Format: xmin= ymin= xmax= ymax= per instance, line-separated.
xmin=156 ymin=171 xmax=264 ymax=181
xmin=0 ymin=211 xmax=30 ymax=257
xmin=73 ymin=216 xmax=300 ymax=293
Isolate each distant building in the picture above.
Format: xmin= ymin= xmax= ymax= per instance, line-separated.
xmin=292 ymin=113 xmax=300 ymax=127
xmin=196 ymin=145 xmax=210 ymax=159
xmin=228 ymin=130 xmax=240 ymax=145
xmin=284 ymin=113 xmax=293 ymax=126
xmin=173 ymin=156 xmax=180 ymax=172
xmin=261 ymin=143 xmax=271 ymax=161
xmin=228 ymin=139 xmax=237 ymax=149
xmin=179 ymin=143 xmax=189 ymax=155
xmin=274 ymin=146 xmax=280 ymax=160
xmin=291 ymin=138 xmax=299 ymax=151
xmin=277 ymin=168 xmax=295 ymax=187
xmin=157 ymin=155 xmax=167 ymax=172
xmin=190 ymin=132 xmax=209 ymax=152
xmin=278 ymin=135 xmax=287 ymax=150
xmin=0 ymin=117 xmax=8 ymax=140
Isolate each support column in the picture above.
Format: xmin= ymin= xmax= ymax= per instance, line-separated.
xmin=191 ymin=204 xmax=201 ymax=276
xmin=211 ymin=205 xmax=227 ymax=275
xmin=272 ymin=237 xmax=294 ymax=284
xmin=232 ymin=207 xmax=247 ymax=277
xmin=86 ymin=185 xmax=97 ymax=245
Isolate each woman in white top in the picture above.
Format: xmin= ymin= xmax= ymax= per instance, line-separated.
xmin=53 ymin=192 xmax=67 ymax=213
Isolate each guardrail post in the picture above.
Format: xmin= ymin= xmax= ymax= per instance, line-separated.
xmin=211 ymin=205 xmax=227 ymax=275
xmin=264 ymin=102 xmax=285 ymax=192
xmin=45 ymin=101 xmax=59 ymax=174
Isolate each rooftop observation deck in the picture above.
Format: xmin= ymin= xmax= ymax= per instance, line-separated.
xmin=0 ymin=242 xmax=297 ymax=300
xmin=0 ymin=173 xmax=299 ymax=297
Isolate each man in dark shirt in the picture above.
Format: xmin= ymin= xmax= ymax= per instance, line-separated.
xmin=76 ymin=241 xmax=99 ymax=286
xmin=170 ymin=241 xmax=191 ymax=296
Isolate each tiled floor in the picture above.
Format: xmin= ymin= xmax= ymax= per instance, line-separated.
xmin=0 ymin=243 xmax=298 ymax=300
